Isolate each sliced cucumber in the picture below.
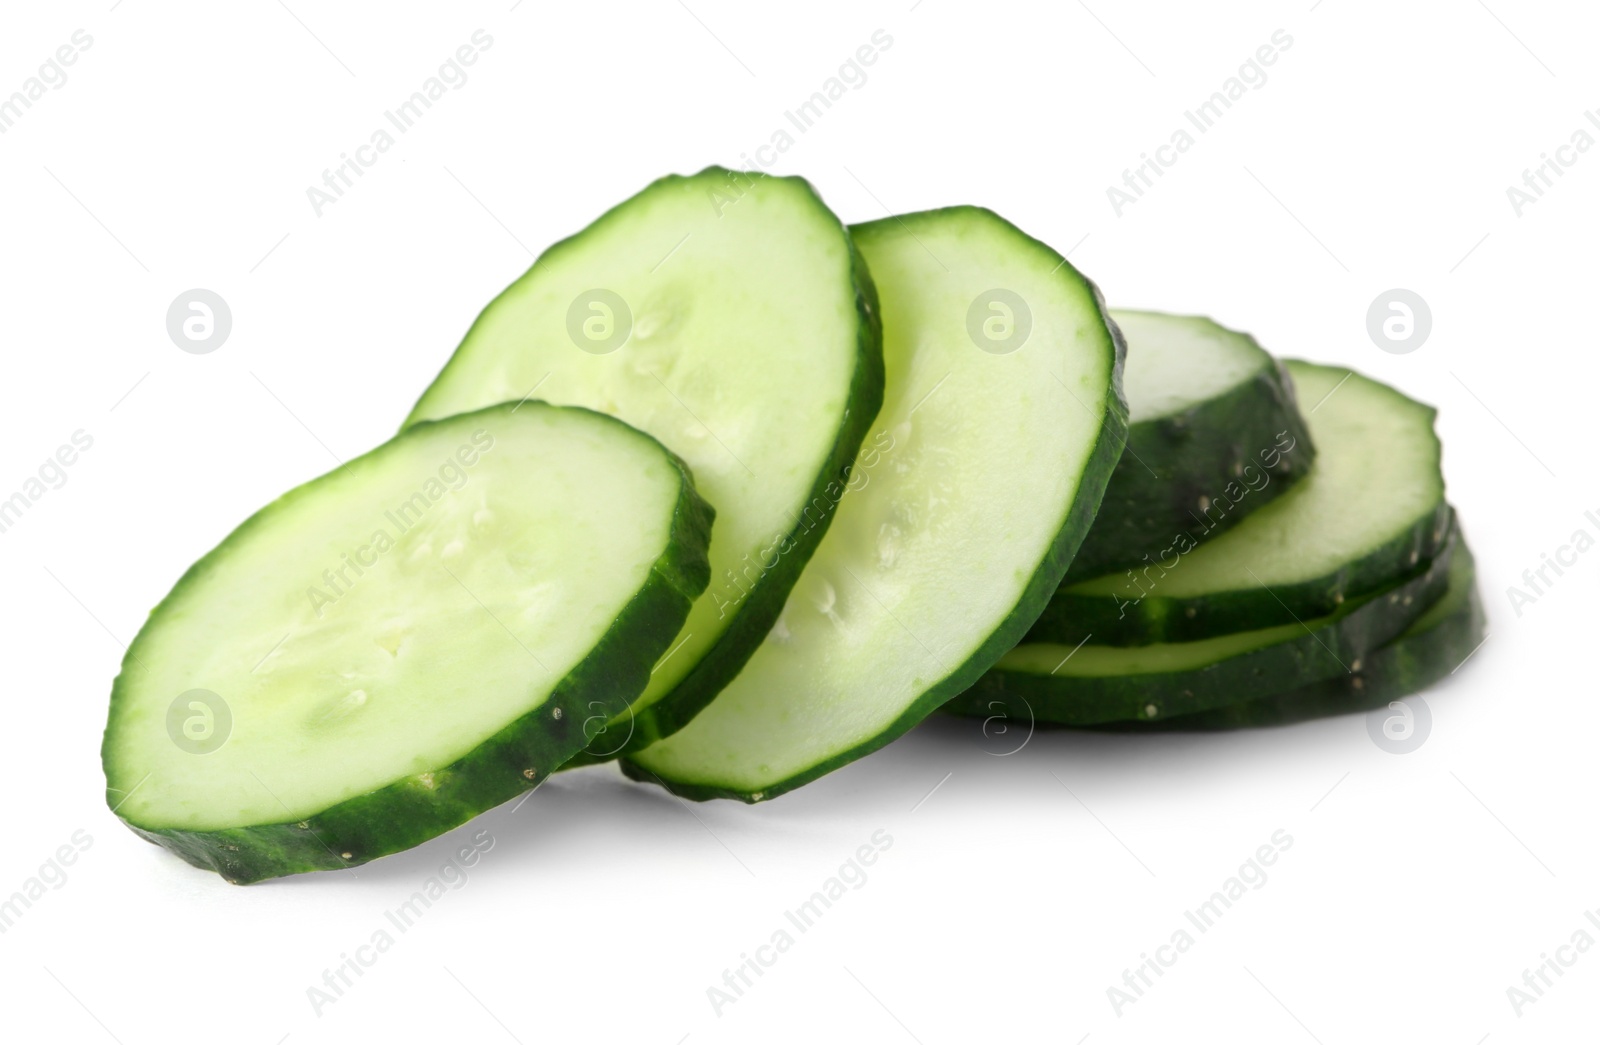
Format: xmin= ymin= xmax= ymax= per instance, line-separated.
xmin=1035 ymin=361 xmax=1450 ymax=646
xmin=1060 ymin=311 xmax=1314 ymax=584
xmin=1091 ymin=536 xmax=1483 ymax=730
xmin=949 ymin=529 xmax=1456 ymax=726
xmin=405 ymin=168 xmax=882 ymax=757
xmin=621 ymin=207 xmax=1126 ymax=801
xmin=102 ymin=403 xmax=711 ymax=883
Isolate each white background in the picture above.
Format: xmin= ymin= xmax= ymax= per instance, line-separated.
xmin=1 ymin=0 xmax=1595 ymax=1041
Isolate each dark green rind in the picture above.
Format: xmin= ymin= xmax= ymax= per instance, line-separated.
xmin=1086 ymin=540 xmax=1484 ymax=731
xmin=946 ymin=531 xmax=1457 ymax=727
xmin=1060 ymin=332 xmax=1315 ymax=585
xmin=622 ymin=209 xmax=1130 ymax=802
xmin=1042 ymin=504 xmax=1454 ymax=648
xmin=566 ymin=209 xmax=884 ymax=764
xmin=403 ymin=168 xmax=884 ymax=762
xmin=103 ymin=403 xmax=713 ymax=884
xmin=1034 ymin=363 xmax=1450 ymax=647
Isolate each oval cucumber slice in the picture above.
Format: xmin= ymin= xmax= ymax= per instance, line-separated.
xmin=1058 ymin=311 xmax=1314 ymax=584
xmin=622 ymin=206 xmax=1127 ymax=802
xmin=1039 ymin=360 xmax=1449 ymax=645
xmin=950 ymin=528 xmax=1457 ymax=726
xmin=101 ymin=403 xmax=711 ymax=883
xmin=1085 ymin=535 xmax=1483 ymax=730
xmin=405 ymin=168 xmax=882 ymax=757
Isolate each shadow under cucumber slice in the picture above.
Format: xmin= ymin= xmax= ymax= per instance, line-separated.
xmin=949 ymin=527 xmax=1458 ymax=727
xmin=1037 ymin=361 xmax=1450 ymax=647
xmin=101 ymin=403 xmax=711 ymax=883
xmin=405 ymin=168 xmax=883 ymax=759
xmin=1060 ymin=311 xmax=1314 ymax=585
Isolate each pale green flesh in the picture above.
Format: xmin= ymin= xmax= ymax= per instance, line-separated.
xmin=1004 ymin=548 xmax=1456 ymax=674
xmin=405 ymin=171 xmax=860 ymax=714
xmin=1069 ymin=361 xmax=1441 ymax=599
xmin=1114 ymin=310 xmax=1269 ymax=424
xmin=629 ymin=209 xmax=1116 ymax=793
xmin=1000 ymin=606 xmax=1343 ymax=676
xmin=105 ymin=409 xmax=684 ymax=831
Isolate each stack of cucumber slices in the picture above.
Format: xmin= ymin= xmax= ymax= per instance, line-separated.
xmin=100 ymin=168 xmax=1482 ymax=882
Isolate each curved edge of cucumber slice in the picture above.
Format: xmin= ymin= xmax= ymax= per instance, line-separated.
xmin=1060 ymin=312 xmax=1315 ymax=584
xmin=402 ymin=168 xmax=886 ymax=762
xmin=1048 ymin=503 xmax=1454 ymax=646
xmin=1086 ymin=535 xmax=1483 ymax=731
xmin=948 ymin=527 xmax=1457 ymax=727
xmin=105 ymin=403 xmax=713 ymax=884
xmin=624 ymin=351 xmax=1128 ymax=801
xmin=622 ymin=215 xmax=1131 ymax=802
xmin=1042 ymin=360 xmax=1449 ymax=645
xmin=571 ymin=209 xmax=885 ymax=762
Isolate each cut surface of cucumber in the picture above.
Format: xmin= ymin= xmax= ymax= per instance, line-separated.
xmin=1060 ymin=311 xmax=1313 ymax=584
xmin=405 ymin=168 xmax=882 ymax=756
xmin=1087 ymin=537 xmax=1483 ymax=730
xmin=1038 ymin=361 xmax=1449 ymax=645
xmin=102 ymin=403 xmax=711 ymax=883
xmin=949 ymin=529 xmax=1456 ymax=726
xmin=622 ymin=206 xmax=1126 ymax=801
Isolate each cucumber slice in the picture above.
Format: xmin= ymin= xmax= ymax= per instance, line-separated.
xmin=101 ymin=403 xmax=711 ymax=883
xmin=621 ymin=207 xmax=1126 ymax=802
xmin=1036 ymin=361 xmax=1450 ymax=645
xmin=405 ymin=168 xmax=882 ymax=757
xmin=950 ymin=529 xmax=1457 ymax=726
xmin=1091 ymin=536 xmax=1483 ymax=730
xmin=1059 ymin=311 xmax=1314 ymax=584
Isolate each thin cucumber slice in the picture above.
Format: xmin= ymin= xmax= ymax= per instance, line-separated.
xmin=1037 ymin=361 xmax=1449 ymax=645
xmin=622 ymin=206 xmax=1126 ymax=801
xmin=101 ymin=403 xmax=711 ymax=883
xmin=405 ymin=168 xmax=882 ymax=757
xmin=1087 ymin=537 xmax=1483 ymax=730
xmin=1059 ymin=311 xmax=1314 ymax=584
xmin=949 ymin=529 xmax=1457 ymax=726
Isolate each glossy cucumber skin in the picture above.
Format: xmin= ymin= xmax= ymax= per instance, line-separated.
xmin=1035 ymin=360 xmax=1449 ymax=647
xmin=106 ymin=407 xmax=713 ymax=884
xmin=1085 ymin=544 xmax=1484 ymax=731
xmin=1041 ymin=503 xmax=1454 ymax=647
xmin=1059 ymin=357 xmax=1314 ymax=585
xmin=407 ymin=169 xmax=885 ymax=762
xmin=948 ymin=533 xmax=1456 ymax=728
xmin=622 ymin=209 xmax=1131 ymax=802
